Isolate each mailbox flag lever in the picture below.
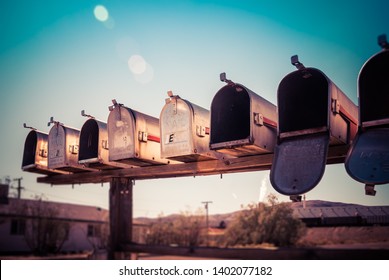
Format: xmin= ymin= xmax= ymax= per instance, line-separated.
xmin=378 ymin=34 xmax=389 ymax=50
xmin=291 ymin=55 xmax=312 ymax=78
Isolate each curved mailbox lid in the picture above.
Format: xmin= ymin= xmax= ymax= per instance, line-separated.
xmin=271 ymin=58 xmax=357 ymax=195
xmin=345 ymin=38 xmax=389 ymax=186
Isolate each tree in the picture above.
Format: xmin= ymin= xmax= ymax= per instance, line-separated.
xmin=21 ymin=195 xmax=70 ymax=255
xmin=224 ymin=194 xmax=306 ymax=247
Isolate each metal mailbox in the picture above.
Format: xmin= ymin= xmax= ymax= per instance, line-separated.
xmin=160 ymin=92 xmax=218 ymax=162
xmin=270 ymin=56 xmax=358 ymax=196
xmin=48 ymin=118 xmax=94 ymax=173
xmin=107 ymin=100 xmax=169 ymax=166
xmin=345 ymin=35 xmax=389 ymax=192
xmin=209 ymin=73 xmax=277 ymax=157
xmin=21 ymin=124 xmax=67 ymax=175
xmin=78 ymin=111 xmax=128 ymax=170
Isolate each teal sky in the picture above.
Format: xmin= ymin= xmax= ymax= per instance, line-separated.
xmin=1 ymin=0 xmax=388 ymax=217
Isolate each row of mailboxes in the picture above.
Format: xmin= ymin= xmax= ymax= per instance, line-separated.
xmin=22 ymin=35 xmax=388 ymax=197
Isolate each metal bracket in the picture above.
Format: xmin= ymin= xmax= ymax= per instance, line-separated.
xmin=290 ymin=195 xmax=302 ymax=202
xmin=166 ymin=91 xmax=178 ymax=114
xmin=81 ymin=110 xmax=95 ymax=119
xmin=108 ymin=99 xmax=123 ymax=111
xmin=291 ymin=55 xmax=312 ymax=78
xmin=23 ymin=123 xmax=37 ymax=131
xmin=220 ymin=72 xmax=235 ymax=85
xmin=47 ymin=117 xmax=63 ymax=127
xmin=365 ymin=184 xmax=376 ymax=196
xmin=378 ymin=34 xmax=389 ymax=50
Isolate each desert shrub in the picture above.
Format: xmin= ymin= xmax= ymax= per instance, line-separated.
xmin=146 ymin=209 xmax=204 ymax=247
xmin=224 ymin=194 xmax=306 ymax=247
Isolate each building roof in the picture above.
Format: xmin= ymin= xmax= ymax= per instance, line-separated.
xmin=0 ymin=198 xmax=108 ymax=223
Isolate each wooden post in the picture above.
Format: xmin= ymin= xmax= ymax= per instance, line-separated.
xmin=109 ymin=177 xmax=133 ymax=259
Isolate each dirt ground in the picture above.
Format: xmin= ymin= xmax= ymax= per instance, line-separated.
xmin=298 ymin=226 xmax=389 ymax=248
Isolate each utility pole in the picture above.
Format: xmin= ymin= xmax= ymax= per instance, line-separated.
xmin=201 ymin=201 xmax=212 ymax=247
xmin=12 ymin=177 xmax=24 ymax=199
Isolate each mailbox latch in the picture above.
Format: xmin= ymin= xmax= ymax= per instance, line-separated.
xmin=69 ymin=145 xmax=79 ymax=154
xmin=196 ymin=125 xmax=209 ymax=137
xmin=102 ymin=140 xmax=109 ymax=150
xmin=39 ymin=149 xmax=48 ymax=158
xmin=138 ymin=131 xmax=148 ymax=142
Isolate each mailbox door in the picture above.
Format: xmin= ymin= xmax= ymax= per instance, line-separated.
xmin=48 ymin=125 xmax=87 ymax=172
xmin=48 ymin=125 xmax=66 ymax=170
xmin=108 ymin=106 xmax=136 ymax=163
xmin=345 ymin=49 xmax=389 ymax=185
xmin=160 ymin=98 xmax=194 ymax=160
xmin=271 ymin=68 xmax=331 ymax=195
xmin=161 ymin=97 xmax=214 ymax=162
xmin=345 ymin=129 xmax=389 ymax=185
xmin=271 ymin=133 xmax=329 ymax=195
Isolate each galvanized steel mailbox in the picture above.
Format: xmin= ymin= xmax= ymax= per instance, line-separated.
xmin=22 ymin=124 xmax=66 ymax=175
xmin=209 ymin=73 xmax=277 ymax=157
xmin=48 ymin=118 xmax=93 ymax=173
xmin=107 ymin=100 xmax=168 ymax=166
xmin=160 ymin=92 xmax=218 ymax=162
xmin=270 ymin=56 xmax=358 ymax=196
xmin=345 ymin=35 xmax=389 ymax=192
xmin=78 ymin=111 xmax=127 ymax=170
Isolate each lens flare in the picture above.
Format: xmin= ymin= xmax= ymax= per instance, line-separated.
xmin=94 ymin=5 xmax=109 ymax=22
xmin=128 ymin=55 xmax=147 ymax=74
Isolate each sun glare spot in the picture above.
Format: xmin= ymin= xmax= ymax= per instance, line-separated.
xmin=94 ymin=5 xmax=109 ymax=22
xmin=128 ymin=55 xmax=147 ymax=74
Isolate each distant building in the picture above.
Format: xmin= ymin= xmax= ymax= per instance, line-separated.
xmin=0 ymin=196 xmax=109 ymax=255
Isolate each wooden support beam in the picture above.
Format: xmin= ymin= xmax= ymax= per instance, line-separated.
xmin=109 ymin=177 xmax=133 ymax=260
xmin=36 ymin=145 xmax=349 ymax=185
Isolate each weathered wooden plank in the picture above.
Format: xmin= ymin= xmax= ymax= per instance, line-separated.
xmin=122 ymin=243 xmax=389 ymax=260
xmin=36 ymin=145 xmax=349 ymax=185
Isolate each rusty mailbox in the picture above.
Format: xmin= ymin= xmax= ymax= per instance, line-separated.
xmin=78 ymin=111 xmax=128 ymax=170
xmin=21 ymin=124 xmax=67 ymax=175
xmin=209 ymin=73 xmax=278 ymax=157
xmin=270 ymin=56 xmax=358 ymax=196
xmin=345 ymin=35 xmax=389 ymax=194
xmin=160 ymin=91 xmax=219 ymax=162
xmin=48 ymin=118 xmax=94 ymax=173
xmin=107 ymin=100 xmax=169 ymax=166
